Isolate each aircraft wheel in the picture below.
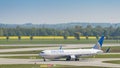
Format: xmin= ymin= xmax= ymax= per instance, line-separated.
xmin=75 ymin=58 xmax=79 ymax=61
xmin=66 ymin=58 xmax=70 ymax=61
xmin=43 ymin=57 xmax=46 ymax=61
xmin=66 ymin=56 xmax=71 ymax=61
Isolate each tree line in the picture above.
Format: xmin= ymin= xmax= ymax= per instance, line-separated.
xmin=0 ymin=25 xmax=120 ymax=40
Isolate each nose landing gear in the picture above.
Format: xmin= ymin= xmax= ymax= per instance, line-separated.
xmin=43 ymin=57 xmax=46 ymax=61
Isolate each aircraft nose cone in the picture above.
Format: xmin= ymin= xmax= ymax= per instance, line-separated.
xmin=40 ymin=53 xmax=43 ymax=56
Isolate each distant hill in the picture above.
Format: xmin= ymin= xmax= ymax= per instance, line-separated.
xmin=0 ymin=22 xmax=120 ymax=29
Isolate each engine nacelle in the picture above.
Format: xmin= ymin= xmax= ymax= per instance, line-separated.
xmin=66 ymin=55 xmax=79 ymax=61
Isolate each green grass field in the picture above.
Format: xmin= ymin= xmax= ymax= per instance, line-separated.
xmin=84 ymin=54 xmax=120 ymax=58
xmin=0 ymin=64 xmax=109 ymax=68
xmin=0 ymin=46 xmax=56 ymax=49
xmin=0 ymin=50 xmax=42 ymax=54
xmin=0 ymin=39 xmax=119 ymax=44
xmin=103 ymin=60 xmax=120 ymax=64
xmin=0 ymin=56 xmax=42 ymax=59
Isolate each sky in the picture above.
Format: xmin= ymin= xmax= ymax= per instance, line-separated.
xmin=0 ymin=0 xmax=120 ymax=24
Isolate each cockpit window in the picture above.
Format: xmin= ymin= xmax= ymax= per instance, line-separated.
xmin=41 ymin=52 xmax=44 ymax=54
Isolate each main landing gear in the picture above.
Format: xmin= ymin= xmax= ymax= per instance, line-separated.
xmin=75 ymin=58 xmax=79 ymax=61
xmin=66 ymin=56 xmax=79 ymax=61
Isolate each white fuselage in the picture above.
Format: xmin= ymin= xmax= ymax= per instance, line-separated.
xmin=40 ymin=49 xmax=103 ymax=59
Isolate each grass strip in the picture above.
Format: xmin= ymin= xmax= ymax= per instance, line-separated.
xmin=0 ymin=39 xmax=119 ymax=44
xmin=103 ymin=60 xmax=120 ymax=64
xmin=0 ymin=64 xmax=109 ymax=68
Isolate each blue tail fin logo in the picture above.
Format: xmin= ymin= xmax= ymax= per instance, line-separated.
xmin=93 ymin=35 xmax=104 ymax=49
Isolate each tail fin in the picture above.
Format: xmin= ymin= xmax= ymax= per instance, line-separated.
xmin=93 ymin=35 xmax=104 ymax=49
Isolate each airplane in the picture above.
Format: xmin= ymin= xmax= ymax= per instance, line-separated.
xmin=39 ymin=35 xmax=104 ymax=61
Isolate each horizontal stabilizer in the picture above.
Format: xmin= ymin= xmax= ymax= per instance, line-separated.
xmin=105 ymin=47 xmax=111 ymax=53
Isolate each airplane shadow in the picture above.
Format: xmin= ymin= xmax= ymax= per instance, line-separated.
xmin=30 ymin=58 xmax=94 ymax=62
xmin=50 ymin=59 xmax=66 ymax=61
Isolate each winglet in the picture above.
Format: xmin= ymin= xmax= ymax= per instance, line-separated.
xmin=59 ymin=45 xmax=62 ymax=50
xmin=93 ymin=35 xmax=104 ymax=49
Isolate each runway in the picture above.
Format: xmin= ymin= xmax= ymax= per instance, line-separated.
xmin=0 ymin=58 xmax=119 ymax=67
xmin=0 ymin=54 xmax=38 ymax=56
xmin=0 ymin=44 xmax=119 ymax=67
